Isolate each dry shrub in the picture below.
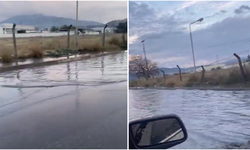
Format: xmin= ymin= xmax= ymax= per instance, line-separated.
xmin=221 ymin=69 xmax=242 ymax=85
xmin=43 ymin=41 xmax=55 ymax=50
xmin=103 ymin=44 xmax=121 ymax=51
xmin=166 ymin=81 xmax=175 ymax=87
xmin=0 ymin=50 xmax=13 ymax=63
xmin=28 ymin=45 xmax=44 ymax=58
xmin=109 ymin=37 xmax=121 ymax=46
xmin=187 ymin=73 xmax=199 ymax=83
xmin=79 ymin=42 xmax=102 ymax=52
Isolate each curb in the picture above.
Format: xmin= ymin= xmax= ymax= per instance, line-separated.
xmin=0 ymin=51 xmax=122 ymax=73
xmin=129 ymin=86 xmax=250 ymax=91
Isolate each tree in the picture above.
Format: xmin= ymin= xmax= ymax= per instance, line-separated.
xmin=129 ymin=55 xmax=159 ymax=79
xmin=246 ymin=55 xmax=250 ymax=62
xmin=116 ymin=22 xmax=127 ymax=48
xmin=50 ymin=26 xmax=58 ymax=32
xmin=216 ymin=67 xmax=222 ymax=70
xmin=59 ymin=25 xmax=76 ymax=30
xmin=116 ymin=22 xmax=127 ymax=33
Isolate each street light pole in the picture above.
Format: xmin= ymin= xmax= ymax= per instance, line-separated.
xmin=189 ymin=17 xmax=203 ymax=72
xmin=75 ymin=0 xmax=78 ymax=47
xmin=189 ymin=24 xmax=195 ymax=72
xmin=141 ymin=40 xmax=149 ymax=79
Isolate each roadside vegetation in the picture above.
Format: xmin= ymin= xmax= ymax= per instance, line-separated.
xmin=0 ymin=33 xmax=126 ymax=63
xmin=129 ymin=54 xmax=250 ymax=88
xmin=130 ymin=65 xmax=250 ymax=88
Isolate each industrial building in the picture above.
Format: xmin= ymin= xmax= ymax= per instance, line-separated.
xmin=0 ymin=23 xmax=37 ymax=34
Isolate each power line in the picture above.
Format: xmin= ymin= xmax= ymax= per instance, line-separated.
xmin=205 ymin=49 xmax=250 ymax=67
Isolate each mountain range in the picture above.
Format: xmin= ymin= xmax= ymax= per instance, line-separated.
xmin=0 ymin=14 xmax=126 ymax=29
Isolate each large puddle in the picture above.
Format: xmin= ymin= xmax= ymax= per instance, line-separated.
xmin=0 ymin=51 xmax=127 ymax=109
xmin=0 ymin=51 xmax=127 ymax=148
xmin=129 ymin=89 xmax=250 ymax=149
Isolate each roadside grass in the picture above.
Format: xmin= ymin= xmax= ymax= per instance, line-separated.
xmin=27 ymin=45 xmax=44 ymax=58
xmin=129 ymin=65 xmax=250 ymax=88
xmin=0 ymin=46 xmax=13 ymax=63
xmin=0 ymin=33 xmax=126 ymax=63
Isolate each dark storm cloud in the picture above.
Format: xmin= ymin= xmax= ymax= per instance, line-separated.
xmin=234 ymin=5 xmax=250 ymax=14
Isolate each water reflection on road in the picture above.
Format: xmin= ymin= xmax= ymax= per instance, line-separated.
xmin=129 ymin=89 xmax=250 ymax=149
xmin=0 ymin=51 xmax=127 ymax=149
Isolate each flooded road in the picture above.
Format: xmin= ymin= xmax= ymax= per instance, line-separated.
xmin=129 ymin=89 xmax=250 ymax=149
xmin=0 ymin=51 xmax=127 ymax=149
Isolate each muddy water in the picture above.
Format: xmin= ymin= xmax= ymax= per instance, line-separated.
xmin=129 ymin=89 xmax=250 ymax=149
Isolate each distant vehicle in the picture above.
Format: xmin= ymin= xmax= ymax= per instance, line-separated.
xmin=129 ymin=114 xmax=188 ymax=149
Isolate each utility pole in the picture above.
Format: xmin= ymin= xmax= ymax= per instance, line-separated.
xmin=75 ymin=0 xmax=78 ymax=47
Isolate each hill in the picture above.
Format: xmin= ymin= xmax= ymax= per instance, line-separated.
xmin=106 ymin=18 xmax=127 ymax=27
xmin=0 ymin=14 xmax=104 ymax=28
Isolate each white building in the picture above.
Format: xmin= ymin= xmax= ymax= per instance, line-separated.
xmin=81 ymin=29 xmax=100 ymax=35
xmin=91 ymin=27 xmax=116 ymax=34
xmin=0 ymin=23 xmax=37 ymax=34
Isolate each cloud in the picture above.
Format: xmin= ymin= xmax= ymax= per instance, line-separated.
xmin=234 ymin=5 xmax=250 ymax=14
xmin=130 ymin=15 xmax=250 ymax=67
xmin=0 ymin=1 xmax=127 ymax=23
xmin=175 ymin=1 xmax=200 ymax=11
xmin=129 ymin=1 xmax=190 ymax=40
xmin=130 ymin=1 xmax=250 ymax=68
xmin=205 ymin=10 xmax=227 ymax=19
xmin=129 ymin=35 xmax=139 ymax=44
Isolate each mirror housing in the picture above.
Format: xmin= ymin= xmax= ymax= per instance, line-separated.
xmin=129 ymin=114 xmax=188 ymax=149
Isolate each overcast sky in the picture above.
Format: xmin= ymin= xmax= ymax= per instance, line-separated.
xmin=0 ymin=1 xmax=127 ymax=23
xmin=129 ymin=1 xmax=250 ymax=68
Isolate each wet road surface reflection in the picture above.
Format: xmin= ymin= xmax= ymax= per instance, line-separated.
xmin=0 ymin=51 xmax=127 ymax=149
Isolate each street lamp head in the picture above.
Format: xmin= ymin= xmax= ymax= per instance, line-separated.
xmin=197 ymin=18 xmax=203 ymax=22
xmin=104 ymin=24 xmax=108 ymax=29
xmin=141 ymin=40 xmax=145 ymax=43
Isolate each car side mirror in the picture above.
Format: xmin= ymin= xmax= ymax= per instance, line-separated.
xmin=129 ymin=114 xmax=188 ymax=149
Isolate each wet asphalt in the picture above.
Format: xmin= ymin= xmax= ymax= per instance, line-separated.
xmin=0 ymin=52 xmax=127 ymax=149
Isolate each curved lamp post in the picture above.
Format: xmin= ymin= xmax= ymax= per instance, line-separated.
xmin=189 ymin=17 xmax=203 ymax=72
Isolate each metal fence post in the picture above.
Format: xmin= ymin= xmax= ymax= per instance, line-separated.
xmin=201 ymin=65 xmax=205 ymax=82
xmin=102 ymin=24 xmax=108 ymax=52
xmin=234 ymin=53 xmax=248 ymax=82
xmin=67 ymin=25 xmax=72 ymax=59
xmin=177 ymin=65 xmax=182 ymax=82
xmin=160 ymin=69 xmax=166 ymax=82
xmin=12 ymin=23 xmax=18 ymax=66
